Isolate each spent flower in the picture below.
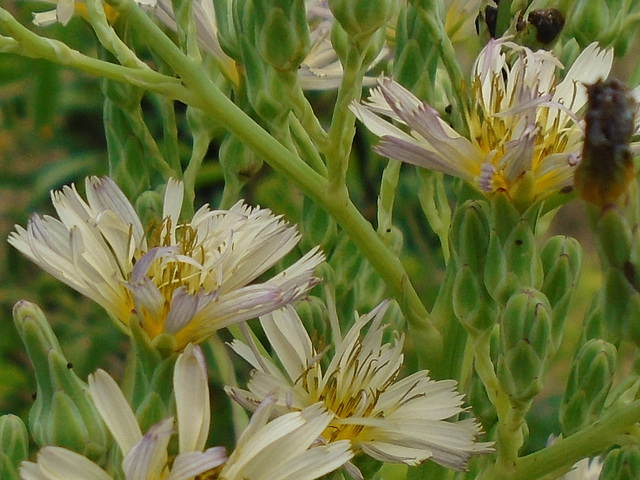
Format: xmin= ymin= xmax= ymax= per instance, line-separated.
xmin=351 ymin=39 xmax=615 ymax=207
xmin=227 ymin=301 xmax=493 ymax=471
xmin=9 ymin=177 xmax=323 ymax=351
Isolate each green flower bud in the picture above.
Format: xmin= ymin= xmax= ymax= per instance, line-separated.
xmin=497 ymin=289 xmax=552 ymax=409
xmin=504 ymin=219 xmax=543 ymax=291
xmin=135 ymin=189 xmax=164 ymax=230
xmin=450 ymin=200 xmax=490 ymax=274
xmin=600 ymin=446 xmax=640 ymax=480
xmin=540 ymin=236 xmax=582 ymax=351
xmin=602 ymin=269 xmax=635 ymax=341
xmin=219 ymin=133 xmax=263 ymax=205
xmin=254 ymin=0 xmax=310 ymax=72
xmin=296 ymin=296 xmax=329 ymax=344
xmin=301 ymin=197 xmax=338 ymax=253
xmin=560 ymin=339 xmax=616 ymax=436
xmin=597 ymin=207 xmax=632 ymax=270
xmin=239 ymin=36 xmax=296 ymax=123
xmin=484 ymin=231 xmax=509 ymax=303
xmin=564 ymin=0 xmax=640 ymax=54
xmin=12 ymin=301 xmax=107 ymax=460
xmin=393 ymin=4 xmax=432 ymax=92
xmin=489 ymin=191 xmax=521 ymax=242
xmin=565 ymin=0 xmax=609 ymax=48
xmin=0 ymin=415 xmax=28 ymax=480
xmin=328 ymin=0 xmax=394 ymax=38
xmin=453 ymin=265 xmax=498 ymax=333
xmin=468 ymin=371 xmax=498 ymax=431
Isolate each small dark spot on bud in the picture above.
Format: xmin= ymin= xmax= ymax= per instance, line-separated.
xmin=515 ymin=239 xmax=523 ymax=246
xmin=560 ymin=185 xmax=573 ymax=194
xmin=32 ymin=392 xmax=37 ymax=400
xmin=386 ymin=228 xmax=392 ymax=233
xmin=528 ymin=9 xmax=565 ymax=45
xmin=67 ymin=362 xmax=73 ymax=369
xmin=445 ymin=104 xmax=452 ymax=114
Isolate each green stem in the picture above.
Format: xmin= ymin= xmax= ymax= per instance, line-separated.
xmin=472 ymin=331 xmax=523 ymax=476
xmin=500 ymin=399 xmax=640 ymax=480
xmin=109 ymin=0 xmax=441 ymax=358
xmin=289 ymin=114 xmax=328 ymax=176
xmin=292 ymin=88 xmax=329 ymax=151
xmin=0 ymin=11 xmax=192 ymax=104
xmin=325 ymin=42 xmax=368 ymax=192
xmin=85 ymin=0 xmax=148 ymax=68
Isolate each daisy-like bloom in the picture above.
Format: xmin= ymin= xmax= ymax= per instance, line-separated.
xmin=351 ymin=39 xmax=615 ymax=207
xmin=226 ymin=301 xmax=493 ymax=472
xmin=219 ymin=396 xmax=353 ymax=480
xmin=20 ymin=346 xmax=352 ymax=480
xmin=8 ymin=177 xmax=323 ymax=351
xmin=20 ymin=344 xmax=227 ymax=480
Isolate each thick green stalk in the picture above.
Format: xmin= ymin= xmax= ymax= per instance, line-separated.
xmin=479 ymin=399 xmax=640 ymax=480
xmin=107 ymin=0 xmax=442 ymax=360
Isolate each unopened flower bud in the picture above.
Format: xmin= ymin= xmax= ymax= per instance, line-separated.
xmin=540 ymin=235 xmax=582 ymax=350
xmin=453 ymin=265 xmax=498 ymax=333
xmin=296 ymin=296 xmax=329 ymax=343
xmin=504 ymin=219 xmax=543 ymax=291
xmin=597 ymin=207 xmax=633 ymax=270
xmin=600 ymin=446 xmax=640 ymax=480
xmin=497 ymin=289 xmax=552 ymax=409
xmin=483 ymin=231 xmax=511 ymax=304
xmin=0 ymin=415 xmax=28 ymax=480
xmin=254 ymin=0 xmax=309 ymax=72
xmin=219 ymin=133 xmax=264 ymax=200
xmin=301 ymin=198 xmax=338 ymax=252
xmin=12 ymin=301 xmax=107 ymax=460
xmin=450 ymin=200 xmax=490 ymax=274
xmin=328 ymin=0 xmax=394 ymax=38
xmin=560 ymin=339 xmax=616 ymax=436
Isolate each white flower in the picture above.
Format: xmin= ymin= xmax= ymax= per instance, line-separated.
xmin=559 ymin=457 xmax=603 ymax=480
xmin=226 ymin=301 xmax=493 ymax=472
xmin=351 ymin=40 xmax=615 ymax=207
xmin=20 ymin=347 xmax=351 ymax=480
xmin=219 ymin=396 xmax=353 ymax=480
xmin=20 ymin=345 xmax=227 ymax=480
xmin=9 ymin=177 xmax=323 ymax=350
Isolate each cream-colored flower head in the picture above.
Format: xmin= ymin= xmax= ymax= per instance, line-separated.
xmin=20 ymin=346 xmax=351 ymax=480
xmin=20 ymin=344 xmax=226 ymax=480
xmin=351 ymin=40 xmax=614 ymax=207
xmin=9 ymin=177 xmax=323 ymax=350
xmin=227 ymin=301 xmax=493 ymax=472
xmin=219 ymin=395 xmax=353 ymax=480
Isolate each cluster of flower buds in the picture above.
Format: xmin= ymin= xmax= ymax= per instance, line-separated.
xmin=12 ymin=302 xmax=108 ymax=460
